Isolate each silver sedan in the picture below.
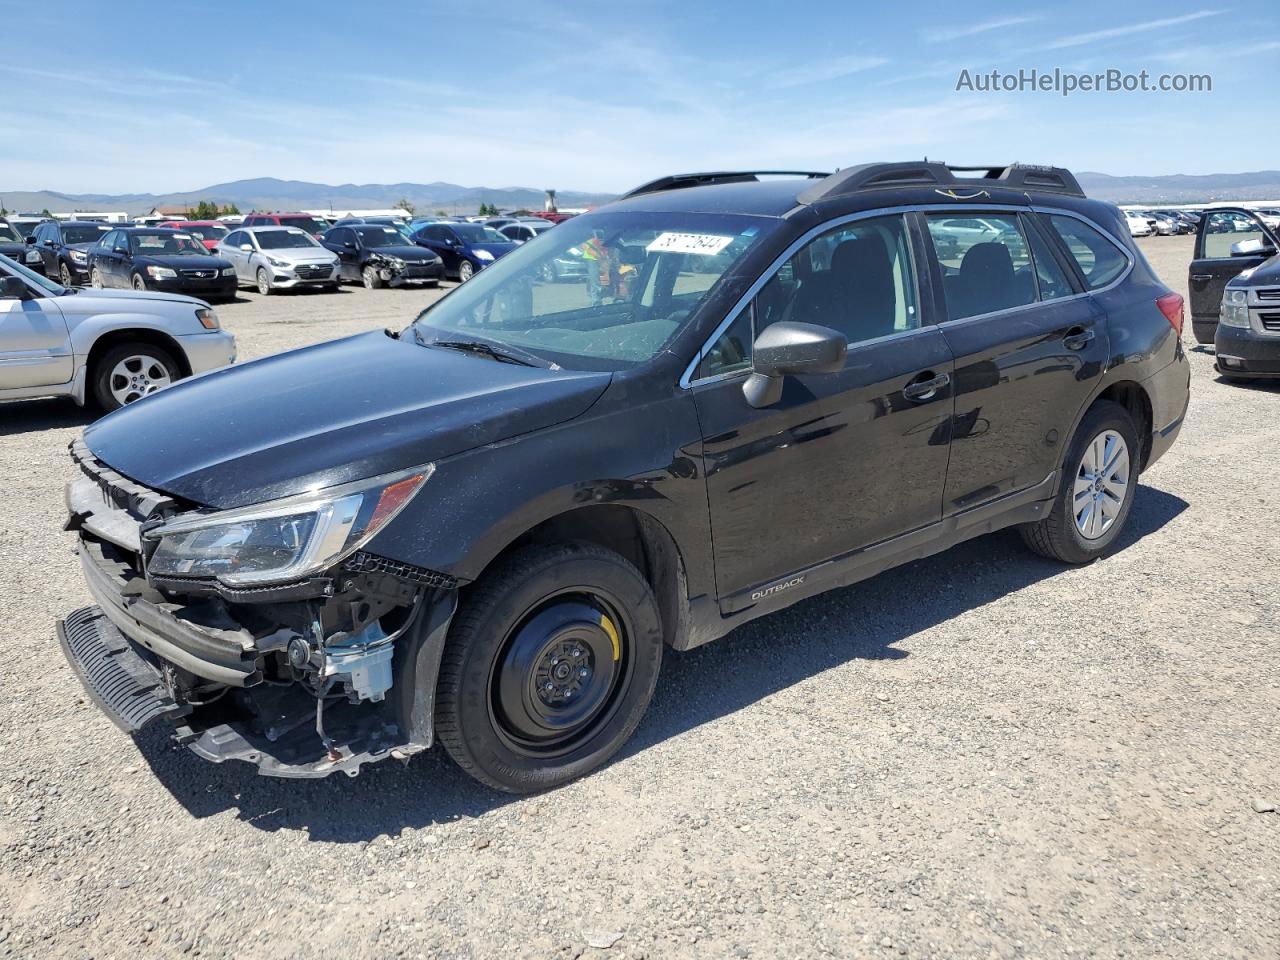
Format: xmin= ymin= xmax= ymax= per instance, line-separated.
xmin=217 ymin=226 xmax=341 ymax=295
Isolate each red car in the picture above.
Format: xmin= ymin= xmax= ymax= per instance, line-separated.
xmin=158 ymin=220 xmax=230 ymax=251
xmin=241 ymin=212 xmax=329 ymax=238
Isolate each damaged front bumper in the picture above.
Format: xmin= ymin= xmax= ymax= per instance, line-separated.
xmin=371 ymin=255 xmax=444 ymax=287
xmin=58 ymin=441 xmax=459 ymax=779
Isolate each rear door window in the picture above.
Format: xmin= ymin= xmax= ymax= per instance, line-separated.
xmin=1045 ymin=216 xmax=1129 ymax=289
xmin=926 ymin=214 xmax=1035 ymax=320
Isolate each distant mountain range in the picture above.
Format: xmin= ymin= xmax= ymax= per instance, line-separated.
xmin=0 ymin=177 xmax=618 ymax=216
xmin=1075 ymin=170 xmax=1280 ymax=204
xmin=4 ymin=170 xmax=1280 ymax=216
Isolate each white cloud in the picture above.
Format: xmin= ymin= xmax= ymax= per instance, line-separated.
xmin=922 ymin=16 xmax=1042 ymax=44
xmin=1036 ymin=10 xmax=1221 ymax=50
xmin=768 ymin=55 xmax=891 ymax=88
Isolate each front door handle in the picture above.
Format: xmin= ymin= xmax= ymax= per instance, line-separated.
xmin=1190 ymin=273 xmax=1213 ymax=283
xmin=903 ymin=371 xmax=951 ymax=402
xmin=1064 ymin=327 xmax=1096 ymax=350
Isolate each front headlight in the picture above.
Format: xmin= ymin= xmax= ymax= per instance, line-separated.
xmin=266 ymin=257 xmax=289 ymax=269
xmin=474 ymin=249 xmax=494 ymax=262
xmin=1220 ymin=287 xmax=1251 ymax=328
xmin=146 ymin=265 xmax=177 ymax=279
xmin=221 ymin=266 xmax=236 ymax=277
xmin=195 ymin=307 xmax=219 ymax=330
xmin=71 ymin=250 xmax=88 ymax=263
xmin=144 ymin=465 xmax=433 ymax=586
xmin=24 ymin=251 xmax=40 ymax=263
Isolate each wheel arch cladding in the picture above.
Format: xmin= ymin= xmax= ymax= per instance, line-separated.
xmin=86 ymin=328 xmax=191 ymax=379
xmin=1094 ymin=380 xmax=1154 ymax=470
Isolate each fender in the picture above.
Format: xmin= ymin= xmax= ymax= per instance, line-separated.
xmin=68 ymin=309 xmax=205 ymax=364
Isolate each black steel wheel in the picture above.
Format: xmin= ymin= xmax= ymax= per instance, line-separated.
xmin=435 ymin=543 xmax=663 ymax=792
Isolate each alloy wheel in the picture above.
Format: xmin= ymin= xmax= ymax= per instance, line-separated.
xmin=458 ymin=261 xmax=474 ymax=282
xmin=60 ymin=263 xmax=73 ymax=286
xmin=108 ymin=354 xmax=172 ymax=406
xmin=90 ymin=268 xmax=104 ymax=289
xmin=1073 ymin=429 xmax=1130 ymax=540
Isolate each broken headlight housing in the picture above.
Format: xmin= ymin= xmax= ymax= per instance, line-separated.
xmin=144 ymin=465 xmax=433 ymax=586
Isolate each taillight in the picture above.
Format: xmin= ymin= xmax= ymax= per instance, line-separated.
xmin=1156 ymin=292 xmax=1184 ymax=335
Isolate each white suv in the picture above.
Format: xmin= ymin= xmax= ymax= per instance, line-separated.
xmin=0 ymin=253 xmax=236 ymax=411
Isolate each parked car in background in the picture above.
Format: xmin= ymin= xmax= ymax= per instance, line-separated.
xmin=498 ymin=220 xmax=553 ymax=243
xmin=6 ymin=216 xmax=47 ymax=241
xmin=241 ymin=212 xmax=329 ymax=238
xmin=0 ymin=221 xmax=29 ymax=263
xmin=158 ymin=220 xmax=230 ymax=251
xmin=54 ymin=162 xmax=1188 ymax=791
xmin=29 ymin=220 xmax=113 ymax=285
xmin=1217 ymin=251 xmax=1280 ymax=383
xmin=332 ymin=216 xmax=414 ymax=242
xmin=411 ymin=221 xmax=516 ymax=281
xmin=0 ymin=253 xmax=234 ymax=411
xmin=1188 ymin=206 xmax=1280 ymax=344
xmin=1124 ymin=211 xmax=1154 ymax=237
xmin=1254 ymin=208 xmax=1280 ymax=231
xmin=218 ymin=226 xmax=341 ymax=295
xmin=320 ymin=223 xmax=444 ymax=288
xmin=87 ymin=227 xmax=237 ymax=301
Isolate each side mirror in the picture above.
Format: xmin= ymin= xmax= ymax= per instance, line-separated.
xmin=240 ymin=244 xmax=253 ymax=252
xmin=743 ymin=321 xmax=847 ymax=408
xmin=1231 ymin=238 xmax=1277 ymax=258
xmin=43 ymin=238 xmax=56 ymax=247
xmin=24 ymin=236 xmax=35 ymax=245
xmin=0 ymin=275 xmax=27 ymax=299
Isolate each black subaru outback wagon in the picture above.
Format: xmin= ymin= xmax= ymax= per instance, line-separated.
xmin=60 ymin=162 xmax=1190 ymax=792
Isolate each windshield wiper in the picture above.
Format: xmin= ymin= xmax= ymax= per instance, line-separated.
xmin=429 ymin=338 xmax=539 ymax=367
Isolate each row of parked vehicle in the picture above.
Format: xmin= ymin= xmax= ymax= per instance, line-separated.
xmin=0 ymin=210 xmax=570 ymax=299
xmin=1122 ymin=208 xmax=1200 ymax=237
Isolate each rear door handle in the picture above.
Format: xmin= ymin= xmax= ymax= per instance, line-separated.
xmin=1064 ymin=327 xmax=1096 ymax=350
xmin=903 ymin=371 xmax=951 ymax=402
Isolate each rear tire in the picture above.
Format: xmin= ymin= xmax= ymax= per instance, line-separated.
xmin=435 ymin=543 xmax=663 ymax=793
xmin=1020 ymin=400 xmax=1140 ymax=564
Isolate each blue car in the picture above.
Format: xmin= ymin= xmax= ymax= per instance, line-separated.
xmin=410 ymin=222 xmax=517 ymax=282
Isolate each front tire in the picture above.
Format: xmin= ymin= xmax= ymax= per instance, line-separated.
xmin=435 ymin=543 xmax=663 ymax=793
xmin=60 ymin=262 xmax=74 ymax=286
xmin=256 ymin=268 xmax=273 ymax=296
xmin=457 ymin=260 xmax=475 ymax=283
xmin=362 ymin=265 xmax=384 ymax=289
xmin=1020 ymin=400 xmax=1140 ymax=564
xmin=91 ymin=341 xmax=181 ymax=411
xmin=131 ymin=273 xmax=148 ymax=291
xmin=89 ymin=267 xmax=105 ymax=289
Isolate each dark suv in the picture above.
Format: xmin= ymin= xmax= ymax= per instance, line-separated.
xmin=1186 ymin=207 xmax=1280 ymax=381
xmin=58 ymin=162 xmax=1190 ymax=792
xmin=29 ymin=220 xmax=113 ymax=285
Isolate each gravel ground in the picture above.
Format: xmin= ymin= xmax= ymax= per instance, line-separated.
xmin=1 ymin=238 xmax=1276 ymax=959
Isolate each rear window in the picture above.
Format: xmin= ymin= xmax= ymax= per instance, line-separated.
xmin=278 ymin=216 xmax=325 ymax=235
xmin=1046 ymin=215 xmax=1129 ymax=290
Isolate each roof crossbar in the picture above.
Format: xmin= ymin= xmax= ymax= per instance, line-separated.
xmin=796 ymin=162 xmax=1084 ymax=203
xmin=620 ymin=170 xmax=832 ymax=200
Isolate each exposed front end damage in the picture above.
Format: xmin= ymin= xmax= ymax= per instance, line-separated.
xmin=58 ymin=441 xmax=459 ymax=778
xmin=366 ymin=252 xmax=443 ymax=288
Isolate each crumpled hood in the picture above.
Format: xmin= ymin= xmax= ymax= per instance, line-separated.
xmin=84 ymin=330 xmax=611 ymax=509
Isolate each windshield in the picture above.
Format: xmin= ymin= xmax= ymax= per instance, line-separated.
xmin=0 ymin=253 xmax=68 ymax=295
xmin=256 ymin=229 xmax=320 ymax=250
xmin=454 ymin=224 xmax=509 ymax=244
xmin=279 ymin=216 xmax=325 ymax=235
xmin=411 ymin=211 xmax=778 ymax=371
xmin=184 ymin=224 xmax=228 ymax=241
xmin=63 ymin=224 xmax=111 ymax=245
xmin=356 ymin=226 xmax=406 ymax=248
xmin=0 ymin=223 xmax=20 ymax=242
xmin=129 ymin=232 xmax=209 ymax=256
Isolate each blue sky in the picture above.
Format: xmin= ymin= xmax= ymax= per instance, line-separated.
xmin=2 ymin=0 xmax=1274 ymax=195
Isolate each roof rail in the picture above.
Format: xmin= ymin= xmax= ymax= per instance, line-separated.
xmin=797 ymin=161 xmax=1083 ymax=204
xmin=620 ymin=170 xmax=831 ymax=200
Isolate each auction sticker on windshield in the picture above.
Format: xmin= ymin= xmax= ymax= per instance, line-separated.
xmin=647 ymin=232 xmax=735 ymax=256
